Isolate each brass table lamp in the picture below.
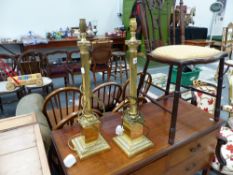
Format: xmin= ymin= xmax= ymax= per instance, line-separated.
xmin=71 ymin=19 xmax=110 ymax=159
xmin=113 ymin=18 xmax=154 ymax=157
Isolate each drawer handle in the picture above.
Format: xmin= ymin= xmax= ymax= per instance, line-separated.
xmin=190 ymin=143 xmax=201 ymax=153
xmin=185 ymin=163 xmax=196 ymax=172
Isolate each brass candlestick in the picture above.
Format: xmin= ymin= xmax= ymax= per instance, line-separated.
xmin=113 ymin=18 xmax=153 ymax=157
xmin=71 ymin=19 xmax=110 ymax=159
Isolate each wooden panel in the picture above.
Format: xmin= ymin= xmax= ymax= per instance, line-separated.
xmin=0 ymin=114 xmax=51 ymax=175
xmin=166 ymin=152 xmax=210 ymax=175
xmin=0 ymin=147 xmax=43 ymax=175
xmin=131 ymin=156 xmax=168 ymax=175
xmin=0 ymin=113 xmax=36 ymax=131
xmin=0 ymin=125 xmax=36 ymax=155
xmin=168 ymin=130 xmax=217 ymax=168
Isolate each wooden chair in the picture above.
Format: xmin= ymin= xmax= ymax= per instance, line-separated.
xmin=214 ymin=23 xmax=233 ymax=80
xmin=191 ymin=79 xmax=233 ymax=175
xmin=67 ymin=50 xmax=81 ymax=85
xmin=0 ymin=54 xmax=25 ymax=112
xmin=90 ymin=40 xmax=113 ymax=86
xmin=221 ymin=23 xmax=233 ymax=68
xmin=92 ymin=82 xmax=122 ymax=113
xmin=45 ymin=50 xmax=70 ymax=86
xmin=42 ymin=86 xmax=82 ymax=130
xmin=18 ymin=50 xmax=53 ymax=94
xmin=18 ymin=50 xmax=46 ymax=75
xmin=122 ymin=72 xmax=152 ymax=101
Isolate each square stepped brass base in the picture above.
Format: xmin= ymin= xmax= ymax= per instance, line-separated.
xmin=72 ymin=134 xmax=110 ymax=159
xmin=113 ymin=134 xmax=153 ymax=157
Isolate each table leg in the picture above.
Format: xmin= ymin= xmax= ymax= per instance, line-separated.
xmin=120 ymin=56 xmax=123 ymax=83
xmin=124 ymin=56 xmax=128 ymax=78
xmin=169 ymin=65 xmax=182 ymax=145
xmin=0 ymin=97 xmax=3 ymax=113
xmin=215 ymin=57 xmax=225 ymax=121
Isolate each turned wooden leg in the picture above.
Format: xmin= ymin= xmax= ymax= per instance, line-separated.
xmin=107 ymin=69 xmax=111 ymax=81
xmin=93 ymin=72 xmax=97 ymax=86
xmin=202 ymin=167 xmax=211 ymax=175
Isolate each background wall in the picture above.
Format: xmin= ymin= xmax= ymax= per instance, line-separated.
xmin=176 ymin=0 xmax=233 ymax=35
xmin=1 ymin=0 xmax=233 ymax=40
xmin=0 ymin=0 xmax=123 ymax=40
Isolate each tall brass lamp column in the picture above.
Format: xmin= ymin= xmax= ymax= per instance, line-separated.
xmin=72 ymin=19 xmax=110 ymax=159
xmin=113 ymin=18 xmax=154 ymax=157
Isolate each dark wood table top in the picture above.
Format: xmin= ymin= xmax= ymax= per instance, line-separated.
xmin=51 ymin=98 xmax=223 ymax=175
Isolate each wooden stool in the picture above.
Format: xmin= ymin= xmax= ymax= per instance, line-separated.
xmin=111 ymin=51 xmax=128 ymax=83
xmin=143 ymin=45 xmax=227 ymax=144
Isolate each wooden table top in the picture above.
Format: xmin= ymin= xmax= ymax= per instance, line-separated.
xmin=51 ymin=98 xmax=223 ymax=175
xmin=0 ymin=113 xmax=51 ymax=175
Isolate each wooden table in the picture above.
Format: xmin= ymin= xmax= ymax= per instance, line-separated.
xmin=52 ymin=98 xmax=223 ymax=175
xmin=0 ymin=36 xmax=126 ymax=54
xmin=0 ymin=113 xmax=51 ymax=175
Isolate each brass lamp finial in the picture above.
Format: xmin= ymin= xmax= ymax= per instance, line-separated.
xmin=129 ymin=18 xmax=137 ymax=33
xmin=79 ymin=19 xmax=87 ymax=33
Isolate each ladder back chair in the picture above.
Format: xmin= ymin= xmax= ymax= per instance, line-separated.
xmin=45 ymin=50 xmax=70 ymax=86
xmin=67 ymin=50 xmax=81 ymax=85
xmin=18 ymin=50 xmax=53 ymax=94
xmin=90 ymin=40 xmax=113 ymax=86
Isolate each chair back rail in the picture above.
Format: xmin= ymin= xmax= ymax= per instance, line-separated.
xmin=18 ymin=50 xmax=45 ymax=75
xmin=44 ymin=50 xmax=69 ymax=85
xmin=92 ymin=82 xmax=122 ymax=113
xmin=122 ymin=72 xmax=152 ymax=100
xmin=42 ymin=87 xmax=82 ymax=129
xmin=90 ymin=40 xmax=113 ymax=85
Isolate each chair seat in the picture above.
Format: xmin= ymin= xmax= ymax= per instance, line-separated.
xmin=211 ymin=126 xmax=233 ymax=174
xmin=151 ymin=45 xmax=220 ymax=61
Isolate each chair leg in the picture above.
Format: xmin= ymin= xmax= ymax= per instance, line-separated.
xmin=107 ymin=69 xmax=111 ymax=81
xmin=71 ymin=74 xmax=75 ymax=85
xmin=124 ymin=56 xmax=128 ymax=78
xmin=93 ymin=72 xmax=97 ymax=86
xmin=0 ymin=97 xmax=3 ymax=113
xmin=102 ymin=72 xmax=105 ymax=81
xmin=202 ymin=167 xmax=210 ymax=175
xmin=64 ymin=77 xmax=67 ymax=86
xmin=114 ymin=57 xmax=118 ymax=80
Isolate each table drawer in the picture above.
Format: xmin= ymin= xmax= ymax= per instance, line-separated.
xmin=131 ymin=156 xmax=168 ymax=175
xmin=166 ymin=152 xmax=210 ymax=175
xmin=168 ymin=130 xmax=217 ymax=168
